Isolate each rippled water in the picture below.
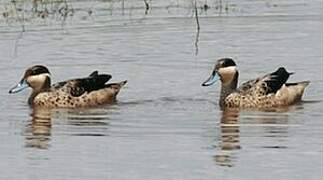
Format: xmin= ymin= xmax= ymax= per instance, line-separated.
xmin=0 ymin=0 xmax=323 ymax=179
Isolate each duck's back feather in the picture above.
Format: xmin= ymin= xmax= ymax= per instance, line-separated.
xmin=238 ymin=67 xmax=292 ymax=95
xmin=226 ymin=67 xmax=310 ymax=108
xmin=51 ymin=71 xmax=112 ymax=97
xmin=34 ymin=80 xmax=127 ymax=108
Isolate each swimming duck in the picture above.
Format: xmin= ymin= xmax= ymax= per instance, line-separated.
xmin=9 ymin=65 xmax=127 ymax=108
xmin=202 ymin=58 xmax=310 ymax=109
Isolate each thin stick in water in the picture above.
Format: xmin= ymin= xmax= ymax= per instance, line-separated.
xmin=194 ymin=0 xmax=200 ymax=55
xmin=194 ymin=0 xmax=200 ymax=30
xmin=144 ymin=0 xmax=149 ymax=14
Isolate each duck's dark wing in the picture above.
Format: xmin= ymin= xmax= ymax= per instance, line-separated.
xmin=51 ymin=71 xmax=112 ymax=97
xmin=238 ymin=67 xmax=292 ymax=95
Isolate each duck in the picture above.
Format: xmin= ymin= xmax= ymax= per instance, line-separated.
xmin=9 ymin=65 xmax=127 ymax=108
xmin=202 ymin=58 xmax=310 ymax=109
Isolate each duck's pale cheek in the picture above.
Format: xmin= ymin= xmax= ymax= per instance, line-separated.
xmin=26 ymin=73 xmax=50 ymax=88
xmin=218 ymin=66 xmax=237 ymax=74
xmin=218 ymin=66 xmax=237 ymax=84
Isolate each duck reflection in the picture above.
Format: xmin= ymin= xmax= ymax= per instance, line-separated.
xmin=214 ymin=108 xmax=240 ymax=167
xmin=213 ymin=104 xmax=303 ymax=167
xmin=25 ymin=108 xmax=52 ymax=149
xmin=25 ymin=107 xmax=113 ymax=149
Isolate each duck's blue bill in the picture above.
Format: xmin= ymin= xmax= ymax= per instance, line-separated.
xmin=9 ymin=80 xmax=29 ymax=94
xmin=202 ymin=71 xmax=220 ymax=86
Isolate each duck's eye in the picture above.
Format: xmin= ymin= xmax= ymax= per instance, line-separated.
xmin=30 ymin=68 xmax=41 ymax=75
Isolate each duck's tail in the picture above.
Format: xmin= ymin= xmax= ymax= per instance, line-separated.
xmin=118 ymin=80 xmax=128 ymax=87
xmin=276 ymin=81 xmax=310 ymax=105
xmin=105 ymin=80 xmax=127 ymax=92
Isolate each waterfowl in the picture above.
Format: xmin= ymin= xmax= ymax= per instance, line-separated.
xmin=202 ymin=58 xmax=310 ymax=109
xmin=9 ymin=65 xmax=127 ymax=108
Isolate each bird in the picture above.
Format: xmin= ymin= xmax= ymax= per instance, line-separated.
xmin=9 ymin=65 xmax=127 ymax=108
xmin=202 ymin=58 xmax=310 ymax=109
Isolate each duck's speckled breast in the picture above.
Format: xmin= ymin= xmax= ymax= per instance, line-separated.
xmin=33 ymin=88 xmax=118 ymax=108
xmin=225 ymin=93 xmax=280 ymax=109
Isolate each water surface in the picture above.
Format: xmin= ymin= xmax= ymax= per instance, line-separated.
xmin=0 ymin=0 xmax=323 ymax=179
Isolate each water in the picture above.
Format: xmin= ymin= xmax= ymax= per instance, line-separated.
xmin=0 ymin=0 xmax=323 ymax=179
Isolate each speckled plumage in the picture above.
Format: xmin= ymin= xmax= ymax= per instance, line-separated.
xmin=9 ymin=65 xmax=127 ymax=108
xmin=32 ymin=81 xmax=126 ymax=108
xmin=203 ymin=58 xmax=310 ymax=109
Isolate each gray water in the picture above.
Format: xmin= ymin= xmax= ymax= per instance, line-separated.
xmin=0 ymin=0 xmax=323 ymax=179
